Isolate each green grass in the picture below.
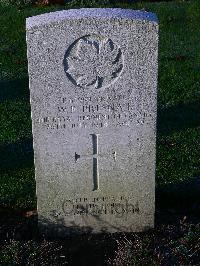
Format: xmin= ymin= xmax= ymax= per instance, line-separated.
xmin=0 ymin=1 xmax=200 ymax=209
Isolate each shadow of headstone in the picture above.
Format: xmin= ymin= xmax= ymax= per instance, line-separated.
xmin=0 ymin=137 xmax=34 ymax=173
xmin=0 ymin=78 xmax=29 ymax=103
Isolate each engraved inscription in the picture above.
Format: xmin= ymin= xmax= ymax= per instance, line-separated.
xmin=75 ymin=134 xmax=116 ymax=191
xmin=37 ymin=93 xmax=154 ymax=130
xmin=92 ymin=134 xmax=99 ymax=191
xmin=64 ymin=34 xmax=124 ymax=89
xmin=62 ymin=196 xmax=140 ymax=218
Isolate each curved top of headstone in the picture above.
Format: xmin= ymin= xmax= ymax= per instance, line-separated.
xmin=26 ymin=8 xmax=158 ymax=29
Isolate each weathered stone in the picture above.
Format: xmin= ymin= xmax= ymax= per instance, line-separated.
xmin=26 ymin=8 xmax=159 ymax=236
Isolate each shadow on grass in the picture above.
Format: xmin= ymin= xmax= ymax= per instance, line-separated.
xmin=0 ymin=78 xmax=29 ymax=103
xmin=156 ymin=176 xmax=200 ymax=228
xmin=0 ymin=208 xmax=116 ymax=265
xmin=0 ymin=138 xmax=33 ymax=174
xmin=157 ymin=101 xmax=200 ymax=135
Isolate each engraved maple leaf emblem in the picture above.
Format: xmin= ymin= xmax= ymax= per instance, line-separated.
xmin=64 ymin=35 xmax=123 ymax=89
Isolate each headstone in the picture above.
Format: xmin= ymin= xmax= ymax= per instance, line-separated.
xmin=26 ymin=8 xmax=158 ymax=236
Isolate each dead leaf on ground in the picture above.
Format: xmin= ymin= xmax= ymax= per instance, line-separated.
xmin=23 ymin=210 xmax=38 ymax=218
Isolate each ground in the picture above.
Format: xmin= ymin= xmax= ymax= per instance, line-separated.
xmin=0 ymin=0 xmax=199 ymax=265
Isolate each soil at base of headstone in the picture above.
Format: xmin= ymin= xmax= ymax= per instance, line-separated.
xmin=0 ymin=205 xmax=199 ymax=265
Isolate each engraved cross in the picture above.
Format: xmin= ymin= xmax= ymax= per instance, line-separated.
xmin=75 ymin=134 xmax=116 ymax=191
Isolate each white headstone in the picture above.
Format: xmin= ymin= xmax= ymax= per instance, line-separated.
xmin=26 ymin=8 xmax=159 ymax=236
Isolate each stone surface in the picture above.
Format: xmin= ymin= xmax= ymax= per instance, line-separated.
xmin=26 ymin=8 xmax=159 ymax=236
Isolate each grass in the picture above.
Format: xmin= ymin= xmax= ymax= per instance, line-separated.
xmin=0 ymin=1 xmax=199 ymax=264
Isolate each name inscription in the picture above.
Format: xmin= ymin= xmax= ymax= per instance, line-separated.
xmin=37 ymin=92 xmax=153 ymax=130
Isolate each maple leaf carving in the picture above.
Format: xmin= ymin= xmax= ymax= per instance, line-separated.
xmin=64 ymin=35 xmax=123 ymax=89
